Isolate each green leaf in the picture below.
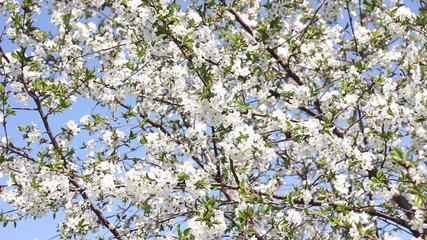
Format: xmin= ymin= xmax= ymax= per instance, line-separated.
xmin=81 ymin=174 xmax=92 ymax=181
xmin=183 ymin=227 xmax=192 ymax=236
xmin=392 ymin=147 xmax=405 ymax=161
xmin=375 ymin=169 xmax=383 ymax=179
xmin=412 ymin=195 xmax=423 ymax=207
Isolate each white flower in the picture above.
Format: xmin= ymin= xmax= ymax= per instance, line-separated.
xmin=410 ymin=209 xmax=427 ymax=233
xmin=334 ymin=174 xmax=350 ymax=195
xmin=86 ymin=139 xmax=96 ymax=149
xmin=100 ymin=174 xmax=116 ymax=192
xmin=188 ymin=9 xmax=202 ymax=24
xmin=287 ymin=209 xmax=303 ymax=225
xmin=80 ymin=115 xmax=91 ymax=125
xmin=66 ymin=120 xmax=80 ymax=135
xmin=101 ymin=130 xmax=113 ymax=146
xmin=27 ymin=123 xmax=41 ymax=143
xmin=1 ymin=136 xmax=10 ymax=145
xmin=394 ymin=6 xmax=414 ymax=21
xmin=301 ymin=189 xmax=313 ymax=205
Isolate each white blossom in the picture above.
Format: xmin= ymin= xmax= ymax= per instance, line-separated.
xmin=66 ymin=120 xmax=80 ymax=135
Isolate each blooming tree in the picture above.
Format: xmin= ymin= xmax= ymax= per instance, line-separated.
xmin=1 ymin=0 xmax=427 ymax=239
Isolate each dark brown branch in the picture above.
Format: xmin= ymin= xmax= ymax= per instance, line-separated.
xmin=346 ymin=0 xmax=360 ymax=57
xmin=10 ymin=107 xmax=38 ymax=111
xmin=225 ymin=7 xmax=304 ymax=86
xmin=211 ymin=127 xmax=221 ymax=180
xmin=67 ymin=39 xmax=145 ymax=63
xmin=0 ymin=46 xmax=11 ymax=64
xmin=266 ymin=47 xmax=304 ymax=86
xmin=70 ymin=179 xmax=122 ymax=239
xmin=33 ymin=97 xmax=60 ymax=150
xmin=298 ymin=105 xmax=345 ymax=138
xmin=168 ymin=34 xmax=208 ymax=86
xmin=229 ymin=157 xmax=240 ymax=185
xmin=0 ymin=143 xmax=37 ymax=162
xmin=117 ymin=101 xmax=176 ymax=140
xmin=14 ymin=52 xmax=124 ymax=239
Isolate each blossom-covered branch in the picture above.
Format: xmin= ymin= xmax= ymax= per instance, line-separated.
xmin=1 ymin=0 xmax=427 ymax=239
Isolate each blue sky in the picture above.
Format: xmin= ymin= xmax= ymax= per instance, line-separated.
xmin=0 ymin=3 xmax=55 ymax=239
xmin=0 ymin=0 xmax=424 ymax=239
xmin=0 ymin=3 xmax=96 ymax=239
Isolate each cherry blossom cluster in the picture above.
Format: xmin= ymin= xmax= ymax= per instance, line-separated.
xmin=1 ymin=0 xmax=427 ymax=239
